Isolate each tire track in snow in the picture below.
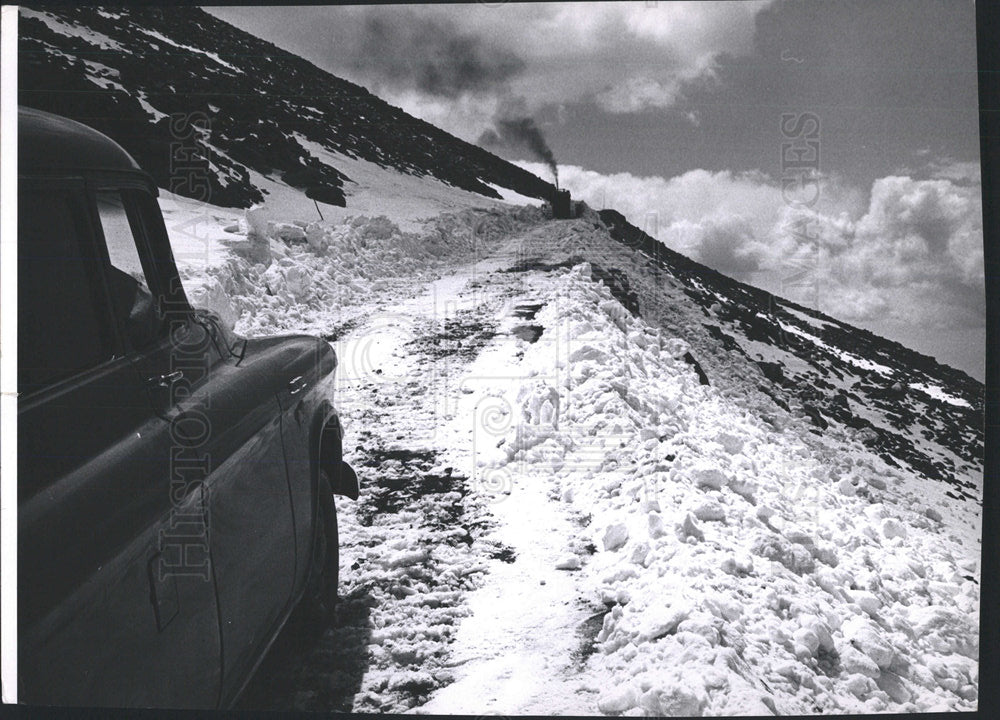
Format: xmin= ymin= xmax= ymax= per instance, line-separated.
xmin=395 ymin=231 xmax=668 ymax=716
xmin=239 ymin=256 xmax=534 ymax=712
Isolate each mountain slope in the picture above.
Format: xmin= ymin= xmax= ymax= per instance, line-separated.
xmin=18 ymin=4 xmax=557 ymax=210
xmin=596 ymin=210 xmax=982 ymax=503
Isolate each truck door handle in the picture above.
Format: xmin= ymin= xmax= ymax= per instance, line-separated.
xmin=288 ymin=375 xmax=308 ymax=395
xmin=148 ymin=370 xmax=184 ymax=387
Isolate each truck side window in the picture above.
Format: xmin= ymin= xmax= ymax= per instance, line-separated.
xmin=96 ymin=191 xmax=161 ymax=349
xmin=18 ymin=190 xmax=117 ymax=394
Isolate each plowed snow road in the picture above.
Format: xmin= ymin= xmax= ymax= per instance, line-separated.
xmin=239 ymin=232 xmax=602 ymax=713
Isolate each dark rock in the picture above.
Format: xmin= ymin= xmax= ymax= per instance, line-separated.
xmin=802 ymin=403 xmax=828 ymax=430
xmin=682 ymin=352 xmax=710 ymax=386
xmin=757 ymin=360 xmax=785 ymax=384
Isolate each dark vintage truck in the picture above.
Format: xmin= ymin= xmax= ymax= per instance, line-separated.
xmin=17 ymin=107 xmax=358 ymax=708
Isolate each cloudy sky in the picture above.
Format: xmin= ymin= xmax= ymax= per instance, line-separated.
xmin=208 ymin=1 xmax=984 ymax=380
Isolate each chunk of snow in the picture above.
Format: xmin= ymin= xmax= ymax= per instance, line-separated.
xmin=690 ymin=464 xmax=729 ymax=490
xmin=851 ymin=591 xmax=883 ymax=616
xmin=876 ymin=670 xmax=913 ymax=704
xmin=842 ymin=616 xmax=894 ymax=668
xmin=597 ymin=684 xmax=638 ymax=714
xmin=274 ymin=222 xmax=306 ymax=243
xmin=840 ymin=646 xmax=881 ymax=678
xmin=676 ymin=513 xmax=705 ymax=542
xmin=186 ymin=276 xmax=238 ymax=331
xmin=716 ymin=432 xmax=744 ymax=455
xmin=647 ymin=512 xmax=667 ymax=539
xmin=729 ymin=476 xmax=756 ymax=502
xmin=837 ymin=477 xmax=857 ymax=496
xmin=845 ymin=672 xmax=878 ymax=696
xmin=637 ymin=670 xmax=707 ymax=716
xmin=629 ymin=542 xmax=650 ymax=567
xmin=555 ymin=554 xmax=581 ymax=571
xmin=783 ymin=525 xmax=815 ymax=546
xmin=881 ymin=517 xmax=908 ymax=540
xmin=693 ymin=500 xmax=725 ymax=522
xmin=386 ymin=549 xmax=431 ymax=569
xmin=306 ymin=222 xmax=327 ymax=252
xmin=637 ymin=603 xmax=692 ymax=641
xmin=721 ymin=554 xmax=753 ymax=576
xmin=750 ymin=534 xmax=815 ymax=574
xmin=603 ymin=523 xmax=629 ymax=552
xmin=867 ymin=475 xmax=888 ymax=491
xmin=755 ymin=505 xmax=776 ymax=522
xmin=799 ymin=615 xmax=835 ymax=652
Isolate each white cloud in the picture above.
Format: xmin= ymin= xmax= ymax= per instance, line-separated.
xmin=687 ymin=215 xmax=766 ymax=275
xmin=620 ymin=0 xmax=766 ymax=56
xmin=594 ymin=56 xmax=719 ymax=114
xmin=595 ymin=76 xmax=686 ymax=114
xmin=896 ymin=155 xmax=982 ymax=185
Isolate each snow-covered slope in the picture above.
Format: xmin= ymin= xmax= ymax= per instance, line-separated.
xmin=18 ymin=4 xmax=556 ymax=215
xmin=595 ymin=210 xmax=983 ymax=507
xmin=433 ymin=220 xmax=980 ymax=714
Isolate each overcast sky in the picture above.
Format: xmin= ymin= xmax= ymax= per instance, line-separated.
xmin=208 ymin=1 xmax=984 ymax=380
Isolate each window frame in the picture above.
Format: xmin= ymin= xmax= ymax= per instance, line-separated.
xmin=16 ymin=176 xmax=130 ymax=400
xmin=91 ymin=179 xmax=167 ymax=301
xmin=90 ymin=184 xmax=173 ymax=352
xmin=124 ymin=184 xmax=196 ymax=324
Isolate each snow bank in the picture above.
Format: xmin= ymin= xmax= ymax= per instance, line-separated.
xmin=481 ymin=260 xmax=979 ymax=715
xmin=172 ymin=202 xmax=546 ymax=339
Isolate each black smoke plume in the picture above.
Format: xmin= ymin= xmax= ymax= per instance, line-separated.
xmin=478 ymin=116 xmax=558 ymax=187
xmin=347 ymin=9 xmax=558 ymax=187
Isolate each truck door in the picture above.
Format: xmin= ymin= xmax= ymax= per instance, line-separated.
xmin=120 ymin=189 xmax=297 ymax=702
xmin=17 ymin=180 xmax=221 ymax=707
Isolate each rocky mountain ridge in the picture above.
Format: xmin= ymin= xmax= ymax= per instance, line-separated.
xmin=19 ymin=4 xmax=557 ymax=208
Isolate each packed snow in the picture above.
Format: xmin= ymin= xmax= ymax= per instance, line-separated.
xmin=164 ymin=191 xmax=980 ymax=715
xmin=444 ymin=258 xmax=979 ymax=714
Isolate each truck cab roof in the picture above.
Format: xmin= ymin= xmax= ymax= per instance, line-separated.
xmin=19 ymin=106 xmax=146 ymax=176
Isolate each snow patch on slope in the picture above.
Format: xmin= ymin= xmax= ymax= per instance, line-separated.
xmin=134 ymin=27 xmax=241 ymax=73
xmin=911 ymin=383 xmax=972 ymax=409
xmin=290 ymin=132 xmax=535 ymax=231
xmin=485 ymin=182 xmax=546 ymax=207
xmin=20 ymin=7 xmax=126 ymax=51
